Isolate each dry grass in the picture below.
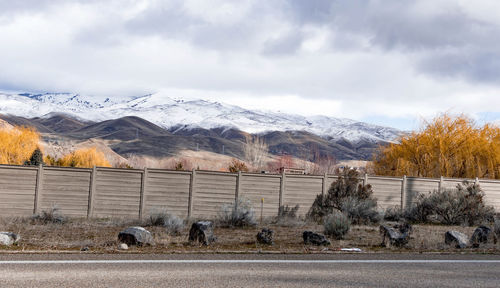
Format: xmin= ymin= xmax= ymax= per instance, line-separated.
xmin=0 ymin=217 xmax=498 ymax=253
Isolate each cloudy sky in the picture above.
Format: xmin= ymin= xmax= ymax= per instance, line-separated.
xmin=1 ymin=0 xmax=499 ymax=130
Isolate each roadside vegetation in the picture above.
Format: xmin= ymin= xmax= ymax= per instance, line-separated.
xmin=385 ymin=181 xmax=495 ymax=226
xmin=307 ymin=168 xmax=380 ymax=225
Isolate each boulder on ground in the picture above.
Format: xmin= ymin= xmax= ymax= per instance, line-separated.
xmin=470 ymin=226 xmax=497 ymax=248
xmin=445 ymin=230 xmax=469 ymax=249
xmin=189 ymin=221 xmax=216 ymax=245
xmin=118 ymin=227 xmax=153 ymax=246
xmin=0 ymin=232 xmax=20 ymax=246
xmin=256 ymin=228 xmax=274 ymax=245
xmin=303 ymin=231 xmax=331 ymax=246
xmin=118 ymin=243 xmax=129 ymax=250
xmin=380 ymin=223 xmax=412 ymax=247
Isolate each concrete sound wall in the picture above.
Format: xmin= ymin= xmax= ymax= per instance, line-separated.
xmin=0 ymin=164 xmax=499 ymax=219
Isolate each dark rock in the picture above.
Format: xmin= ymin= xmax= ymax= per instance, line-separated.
xmin=118 ymin=227 xmax=153 ymax=246
xmin=470 ymin=226 xmax=497 ymax=248
xmin=0 ymin=232 xmax=20 ymax=246
xmin=189 ymin=221 xmax=216 ymax=245
xmin=445 ymin=230 xmax=469 ymax=249
xmin=380 ymin=223 xmax=412 ymax=247
xmin=303 ymin=231 xmax=331 ymax=246
xmin=257 ymin=228 xmax=274 ymax=245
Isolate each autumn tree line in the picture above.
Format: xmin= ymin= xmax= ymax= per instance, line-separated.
xmin=0 ymin=126 xmax=111 ymax=168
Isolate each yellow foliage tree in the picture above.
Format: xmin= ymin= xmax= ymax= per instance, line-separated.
xmin=0 ymin=126 xmax=40 ymax=165
xmin=56 ymin=147 xmax=111 ymax=168
xmin=373 ymin=114 xmax=500 ymax=179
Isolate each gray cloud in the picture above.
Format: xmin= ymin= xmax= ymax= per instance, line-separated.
xmin=1 ymin=0 xmax=500 ymax=127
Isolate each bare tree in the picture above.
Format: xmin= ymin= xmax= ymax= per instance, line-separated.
xmin=306 ymin=144 xmax=337 ymax=175
xmin=244 ymin=135 xmax=268 ymax=171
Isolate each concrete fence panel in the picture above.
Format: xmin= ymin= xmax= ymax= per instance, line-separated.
xmin=367 ymin=176 xmax=403 ymax=209
xmin=404 ymin=178 xmax=440 ymax=208
xmin=144 ymin=170 xmax=191 ymax=218
xmin=441 ymin=178 xmax=473 ymax=190
xmin=39 ymin=167 xmax=91 ymax=217
xmin=0 ymin=166 xmax=37 ymax=216
xmin=474 ymin=180 xmax=500 ymax=211
xmin=92 ymin=168 xmax=142 ymax=218
xmin=283 ymin=175 xmax=323 ymax=216
xmin=240 ymin=174 xmax=281 ymax=217
xmin=192 ymin=171 xmax=237 ymax=218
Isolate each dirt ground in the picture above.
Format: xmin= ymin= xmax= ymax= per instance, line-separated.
xmin=0 ymin=217 xmax=498 ymax=254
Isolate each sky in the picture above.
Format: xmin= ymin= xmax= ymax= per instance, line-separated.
xmin=1 ymin=0 xmax=500 ymax=130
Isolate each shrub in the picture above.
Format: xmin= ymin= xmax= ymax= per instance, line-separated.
xmin=495 ymin=219 xmax=500 ymax=238
xmin=324 ymin=210 xmax=350 ymax=240
xmin=228 ymin=159 xmax=249 ymax=172
xmin=278 ymin=204 xmax=299 ymax=219
xmin=174 ymin=161 xmax=185 ymax=171
xmin=32 ymin=206 xmax=65 ymax=224
xmin=307 ymin=168 xmax=378 ymax=224
xmin=384 ymin=206 xmax=404 ymax=222
xmin=57 ymin=147 xmax=111 ymax=168
xmin=341 ymin=197 xmax=380 ymax=225
xmin=149 ymin=210 xmax=185 ymax=235
xmin=164 ymin=214 xmax=185 ymax=236
xmin=274 ymin=205 xmax=302 ymax=227
xmin=217 ymin=198 xmax=257 ymax=227
xmin=24 ymin=147 xmax=44 ymax=166
xmin=404 ymin=182 xmax=495 ymax=226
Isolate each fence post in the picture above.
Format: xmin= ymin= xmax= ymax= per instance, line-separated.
xmin=235 ymin=171 xmax=242 ymax=209
xmin=322 ymin=172 xmax=328 ymax=197
xmin=139 ymin=167 xmax=148 ymax=219
xmin=363 ymin=173 xmax=368 ymax=186
xmin=401 ymin=175 xmax=407 ymax=210
xmin=188 ymin=169 xmax=196 ymax=219
xmin=438 ymin=176 xmax=444 ymax=191
xmin=279 ymin=171 xmax=286 ymax=209
xmin=87 ymin=166 xmax=97 ymax=218
xmin=475 ymin=177 xmax=479 ymax=186
xmin=33 ymin=164 xmax=43 ymax=215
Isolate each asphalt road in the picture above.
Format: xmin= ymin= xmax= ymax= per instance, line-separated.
xmin=0 ymin=253 xmax=498 ymax=287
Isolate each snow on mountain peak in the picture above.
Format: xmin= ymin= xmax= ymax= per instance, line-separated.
xmin=0 ymin=91 xmax=400 ymax=142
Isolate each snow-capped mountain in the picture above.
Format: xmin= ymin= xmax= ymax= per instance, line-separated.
xmin=0 ymin=91 xmax=400 ymax=143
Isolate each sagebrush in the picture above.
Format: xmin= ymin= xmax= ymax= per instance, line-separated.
xmin=217 ymin=198 xmax=257 ymax=227
xmin=341 ymin=197 xmax=380 ymax=225
xmin=323 ymin=210 xmax=350 ymax=240
xmin=32 ymin=206 xmax=65 ymax=224
xmin=307 ymin=168 xmax=379 ymax=224
xmin=383 ymin=206 xmax=404 ymax=222
xmin=404 ymin=182 xmax=495 ymax=226
xmin=274 ymin=205 xmax=303 ymax=227
xmin=149 ymin=209 xmax=185 ymax=235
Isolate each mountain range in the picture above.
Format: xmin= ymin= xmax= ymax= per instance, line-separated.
xmin=0 ymin=91 xmax=402 ymax=162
